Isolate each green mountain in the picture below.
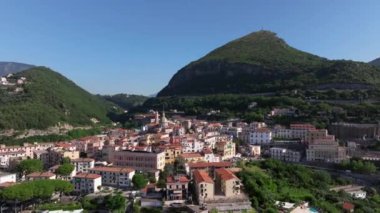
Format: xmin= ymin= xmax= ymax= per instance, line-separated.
xmin=158 ymin=31 xmax=380 ymax=96
xmin=369 ymin=58 xmax=380 ymax=68
xmin=99 ymin=93 xmax=148 ymax=110
xmin=0 ymin=62 xmax=35 ymax=76
xmin=0 ymin=66 xmax=116 ymax=129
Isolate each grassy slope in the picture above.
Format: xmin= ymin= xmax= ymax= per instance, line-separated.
xmin=0 ymin=67 xmax=114 ymax=129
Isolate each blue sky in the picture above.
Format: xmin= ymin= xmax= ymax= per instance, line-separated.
xmin=0 ymin=0 xmax=379 ymax=95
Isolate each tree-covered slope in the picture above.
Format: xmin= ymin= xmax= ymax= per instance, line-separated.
xmin=369 ymin=57 xmax=380 ymax=68
xmin=0 ymin=67 xmax=114 ymax=129
xmin=158 ymin=31 xmax=380 ymax=96
xmin=100 ymin=93 xmax=148 ymax=110
xmin=0 ymin=62 xmax=35 ymax=76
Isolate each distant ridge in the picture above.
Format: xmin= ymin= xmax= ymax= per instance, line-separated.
xmin=0 ymin=62 xmax=35 ymax=76
xmin=158 ymin=30 xmax=380 ymax=96
xmin=369 ymin=58 xmax=380 ymax=68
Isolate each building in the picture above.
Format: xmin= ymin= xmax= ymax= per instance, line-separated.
xmin=88 ymin=166 xmax=135 ymax=188
xmin=329 ymin=122 xmax=380 ymax=140
xmin=249 ymin=145 xmax=261 ymax=157
xmin=215 ymin=141 xmax=236 ymax=160
xmin=215 ymin=168 xmax=241 ymax=197
xmin=0 ymin=172 xmax=16 ymax=184
xmin=186 ymin=162 xmax=233 ymax=179
xmin=270 ymin=147 xmax=302 ymax=162
xmin=26 ymin=172 xmax=56 ymax=180
xmin=163 ymin=145 xmax=182 ymax=164
xmin=180 ymin=152 xmax=204 ymax=162
xmin=193 ymin=170 xmax=214 ymax=203
xmin=331 ymin=185 xmax=366 ymax=199
xmin=72 ymin=158 xmax=95 ymax=173
xmin=0 ymin=151 xmax=26 ymax=168
xmin=181 ymin=139 xmax=204 ymax=153
xmin=72 ymin=173 xmax=102 ymax=194
xmin=249 ymin=128 xmax=272 ymax=145
xmin=166 ymin=175 xmax=190 ymax=200
xmin=112 ymin=150 xmax=165 ymax=171
xmin=306 ymin=141 xmax=347 ymax=163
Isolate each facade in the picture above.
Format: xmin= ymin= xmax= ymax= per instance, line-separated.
xmin=0 ymin=172 xmax=16 ymax=184
xmin=181 ymin=139 xmax=204 ymax=153
xmin=329 ymin=122 xmax=380 ymax=140
xmin=249 ymin=128 xmax=272 ymax=145
xmin=306 ymin=142 xmax=347 ymax=163
xmin=166 ymin=175 xmax=190 ymax=200
xmin=112 ymin=150 xmax=165 ymax=171
xmin=72 ymin=173 xmax=102 ymax=194
xmin=163 ymin=145 xmax=182 ymax=164
xmin=0 ymin=151 xmax=26 ymax=168
xmin=88 ymin=166 xmax=135 ymax=188
xmin=249 ymin=145 xmax=261 ymax=157
xmin=270 ymin=147 xmax=302 ymax=162
xmin=72 ymin=158 xmax=95 ymax=173
xmin=193 ymin=170 xmax=214 ymax=203
xmin=186 ymin=162 xmax=233 ymax=179
xmin=26 ymin=172 xmax=56 ymax=180
xmin=215 ymin=141 xmax=236 ymax=160
xmin=331 ymin=185 xmax=367 ymax=199
xmin=180 ymin=152 xmax=204 ymax=162
xmin=215 ymin=168 xmax=241 ymax=197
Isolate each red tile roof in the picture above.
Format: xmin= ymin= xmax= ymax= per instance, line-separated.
xmin=89 ymin=166 xmax=134 ymax=173
xmin=72 ymin=158 xmax=95 ymax=162
xmin=188 ymin=161 xmax=232 ymax=169
xmin=216 ymin=168 xmax=238 ymax=181
xmin=166 ymin=175 xmax=190 ymax=183
xmin=193 ymin=170 xmax=213 ymax=184
xmin=180 ymin=152 xmax=203 ymax=159
xmin=342 ymin=202 xmax=354 ymax=210
xmin=27 ymin=172 xmax=55 ymax=178
xmin=74 ymin=173 xmax=101 ymax=179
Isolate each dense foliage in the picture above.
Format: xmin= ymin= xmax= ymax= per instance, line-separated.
xmin=56 ymin=163 xmax=75 ymax=176
xmin=0 ymin=180 xmax=73 ymax=202
xmin=158 ymin=31 xmax=380 ymax=96
xmin=17 ymin=159 xmax=43 ymax=176
xmin=239 ymin=160 xmax=380 ymax=212
xmin=132 ymin=173 xmax=148 ymax=189
xmin=37 ymin=202 xmax=82 ymax=211
xmin=81 ymin=193 xmax=125 ymax=212
xmin=0 ymin=67 xmax=116 ymax=129
xmin=338 ymin=159 xmax=377 ymax=174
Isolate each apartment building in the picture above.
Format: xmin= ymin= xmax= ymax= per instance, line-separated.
xmin=215 ymin=141 xmax=236 ymax=160
xmin=72 ymin=173 xmax=102 ymax=194
xmin=186 ymin=162 xmax=233 ymax=178
xmin=112 ymin=150 xmax=165 ymax=171
xmin=72 ymin=158 xmax=95 ymax=173
xmin=0 ymin=172 xmax=16 ymax=184
xmin=270 ymin=147 xmax=302 ymax=162
xmin=166 ymin=175 xmax=190 ymax=200
xmin=0 ymin=151 xmax=26 ymax=168
xmin=163 ymin=144 xmax=182 ymax=164
xmin=249 ymin=128 xmax=272 ymax=145
xmin=193 ymin=170 xmax=214 ymax=203
xmin=181 ymin=139 xmax=204 ymax=153
xmin=306 ymin=141 xmax=347 ymax=163
xmin=88 ymin=166 xmax=135 ymax=188
xmin=215 ymin=168 xmax=241 ymax=197
xmin=180 ymin=152 xmax=204 ymax=162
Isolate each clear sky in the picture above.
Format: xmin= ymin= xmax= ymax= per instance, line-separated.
xmin=0 ymin=0 xmax=379 ymax=95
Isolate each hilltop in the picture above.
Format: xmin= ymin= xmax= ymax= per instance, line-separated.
xmin=99 ymin=93 xmax=148 ymax=110
xmin=0 ymin=66 xmax=117 ymax=130
xmin=158 ymin=31 xmax=380 ymax=96
xmin=369 ymin=57 xmax=380 ymax=68
xmin=0 ymin=62 xmax=35 ymax=76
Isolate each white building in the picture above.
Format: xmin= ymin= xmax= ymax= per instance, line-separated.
xmin=331 ymin=185 xmax=367 ymax=199
xmin=249 ymin=128 xmax=272 ymax=145
xmin=88 ymin=166 xmax=135 ymax=188
xmin=72 ymin=158 xmax=95 ymax=173
xmin=270 ymin=148 xmax=302 ymax=162
xmin=0 ymin=172 xmax=16 ymax=184
xmin=0 ymin=151 xmax=26 ymax=168
xmin=72 ymin=173 xmax=102 ymax=194
xmin=181 ymin=139 xmax=204 ymax=153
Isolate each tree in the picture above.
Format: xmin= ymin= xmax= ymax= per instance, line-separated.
xmin=104 ymin=193 xmax=125 ymax=211
xmin=56 ymin=163 xmax=75 ymax=176
xmin=132 ymin=174 xmax=148 ymax=190
xmin=62 ymin=157 xmax=71 ymax=164
xmin=17 ymin=159 xmax=43 ymax=176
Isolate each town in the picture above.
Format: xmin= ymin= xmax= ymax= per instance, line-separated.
xmin=0 ymin=109 xmax=379 ymax=213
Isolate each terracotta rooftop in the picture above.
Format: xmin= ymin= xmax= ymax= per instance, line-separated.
xmin=188 ymin=161 xmax=232 ymax=169
xmin=342 ymin=202 xmax=354 ymax=210
xmin=27 ymin=172 xmax=55 ymax=178
xmin=89 ymin=166 xmax=135 ymax=173
xmin=74 ymin=173 xmax=101 ymax=179
xmin=216 ymin=168 xmax=239 ymax=181
xmin=193 ymin=170 xmax=213 ymax=184
xmin=180 ymin=152 xmax=203 ymax=159
xmin=166 ymin=175 xmax=190 ymax=183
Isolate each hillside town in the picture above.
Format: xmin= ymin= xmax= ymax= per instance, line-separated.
xmin=0 ymin=110 xmax=379 ymax=212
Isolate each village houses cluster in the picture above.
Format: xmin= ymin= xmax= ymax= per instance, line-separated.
xmin=0 ymin=109 xmax=378 ymax=211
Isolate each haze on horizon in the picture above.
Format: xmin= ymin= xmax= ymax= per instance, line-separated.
xmin=0 ymin=0 xmax=379 ymax=95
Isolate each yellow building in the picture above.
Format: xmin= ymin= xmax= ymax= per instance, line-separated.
xmin=215 ymin=168 xmax=241 ymax=197
xmin=216 ymin=141 xmax=236 ymax=160
xmin=193 ymin=170 xmax=214 ymax=203
xmin=163 ymin=145 xmax=182 ymax=164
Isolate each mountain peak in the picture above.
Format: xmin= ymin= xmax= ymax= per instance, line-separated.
xmin=0 ymin=62 xmax=35 ymax=76
xmin=369 ymin=57 xmax=380 ymax=67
